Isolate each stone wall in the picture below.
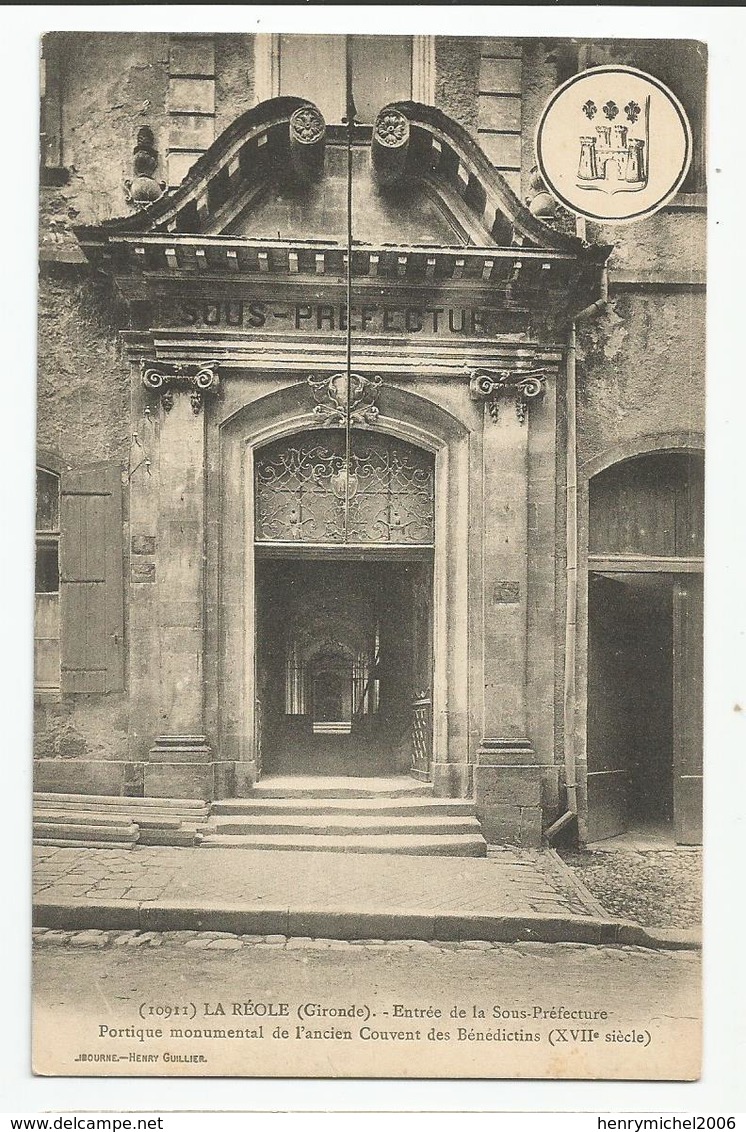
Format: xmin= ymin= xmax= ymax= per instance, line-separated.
xmin=34 ymin=33 xmax=706 ymax=826
xmin=37 ymin=271 xmax=130 ymax=464
xmin=43 ymin=32 xmax=255 ymax=230
xmin=577 ymin=288 xmax=705 ymax=468
xmin=45 ymin=33 xmax=170 ymax=228
xmin=35 ymin=267 xmax=132 ymax=794
xmin=434 ymin=37 xmax=480 ymax=130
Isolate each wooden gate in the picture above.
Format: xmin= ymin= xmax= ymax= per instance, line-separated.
xmin=411 ymin=695 xmax=432 ymax=779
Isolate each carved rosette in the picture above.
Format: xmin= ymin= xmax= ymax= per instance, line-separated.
xmin=290 ymin=105 xmax=326 ymax=146
xmin=374 ymin=108 xmax=410 ymax=149
xmin=289 ymin=103 xmax=326 ymax=184
xmin=141 ymin=360 xmax=220 ymax=415
xmin=307 ymin=373 xmax=383 ymax=427
xmin=467 ymin=367 xmax=546 ymax=424
xmin=372 ymin=106 xmax=410 ymax=186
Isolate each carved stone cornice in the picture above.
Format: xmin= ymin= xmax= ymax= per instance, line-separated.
xmin=467 ymin=366 xmax=547 ymax=424
xmin=141 ymin=359 xmax=220 ymax=415
xmin=307 ymin=372 xmax=382 ymax=426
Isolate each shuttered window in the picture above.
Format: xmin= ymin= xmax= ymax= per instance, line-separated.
xmin=60 ymin=464 xmax=124 ymax=694
xmin=35 ymin=467 xmax=61 ymax=692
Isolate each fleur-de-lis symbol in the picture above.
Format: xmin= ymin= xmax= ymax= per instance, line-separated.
xmin=625 ymin=99 xmax=641 ymax=124
xmin=602 ymin=100 xmax=619 ymax=120
xmin=582 ymin=99 xmax=597 ymax=119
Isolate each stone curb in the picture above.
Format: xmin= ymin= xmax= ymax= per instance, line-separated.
xmin=544 ymin=847 xmax=610 ymax=919
xmin=32 ymin=899 xmax=702 ymax=951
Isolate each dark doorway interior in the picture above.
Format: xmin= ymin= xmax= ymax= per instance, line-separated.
xmin=587 ymin=573 xmax=675 ymax=841
xmin=586 ymin=450 xmax=704 ymax=845
xmin=255 ymin=557 xmax=433 ymax=777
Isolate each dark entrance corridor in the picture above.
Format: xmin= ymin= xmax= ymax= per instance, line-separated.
xmin=587 ymin=571 xmax=703 ymax=844
xmin=255 ymin=558 xmax=433 ymax=777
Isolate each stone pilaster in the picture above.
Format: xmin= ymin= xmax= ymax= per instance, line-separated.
xmin=473 ymin=379 xmax=543 ymax=846
xmin=139 ymin=363 xmax=218 ymax=800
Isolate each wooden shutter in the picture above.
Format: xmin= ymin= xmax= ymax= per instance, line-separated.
xmin=60 ymin=464 xmax=124 ymax=693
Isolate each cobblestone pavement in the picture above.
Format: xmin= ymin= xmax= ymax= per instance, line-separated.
xmin=31 ymin=926 xmax=661 ymax=953
xmin=559 ymin=847 xmax=702 ymax=929
xmin=33 ymin=843 xmax=600 ymax=919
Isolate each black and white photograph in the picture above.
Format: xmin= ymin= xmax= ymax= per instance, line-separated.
xmin=27 ymin=22 xmax=710 ymax=1083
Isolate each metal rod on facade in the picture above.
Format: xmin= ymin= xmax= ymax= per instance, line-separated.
xmin=344 ymin=40 xmax=355 ymax=541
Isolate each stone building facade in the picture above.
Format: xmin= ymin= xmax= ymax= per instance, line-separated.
xmin=35 ymin=33 xmax=705 ymax=846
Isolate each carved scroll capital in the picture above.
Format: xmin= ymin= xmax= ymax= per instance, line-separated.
xmin=307 ymin=372 xmax=382 ymax=426
xmin=141 ymin=360 xmax=220 ymax=415
xmin=467 ymin=366 xmax=546 ymax=424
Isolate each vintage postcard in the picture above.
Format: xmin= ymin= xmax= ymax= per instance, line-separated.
xmin=32 ymin=28 xmax=705 ymax=1080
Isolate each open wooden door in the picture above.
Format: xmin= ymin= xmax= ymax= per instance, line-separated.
xmin=673 ymin=575 xmax=704 ymax=844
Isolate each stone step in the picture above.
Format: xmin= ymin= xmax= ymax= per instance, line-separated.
xmin=250 ymin=775 xmax=433 ymax=800
xmin=139 ymin=828 xmax=204 ymax=847
xmin=33 ymin=792 xmax=208 ymax=815
xmin=33 ymin=797 xmax=206 ymax=849
xmin=34 ymin=809 xmax=141 ymax=828
xmin=34 ymin=837 xmax=137 ymax=850
xmin=207 ymin=814 xmax=482 ymax=836
xmin=33 ymin=820 xmax=139 ymax=844
xmin=200 ymin=832 xmax=488 ymax=856
xmin=35 ymin=808 xmax=192 ymax=831
xmin=210 ymin=796 xmax=475 ymax=818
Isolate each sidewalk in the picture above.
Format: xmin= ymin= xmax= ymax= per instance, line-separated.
xmin=32 ymin=843 xmax=699 ymax=949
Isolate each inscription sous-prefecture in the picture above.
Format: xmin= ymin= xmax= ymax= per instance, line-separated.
xmin=170 ymin=298 xmax=514 ymax=337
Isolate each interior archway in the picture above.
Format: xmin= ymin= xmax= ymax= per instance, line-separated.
xmin=253 ymin=426 xmax=435 ymax=778
xmin=217 ymin=380 xmax=472 ymax=797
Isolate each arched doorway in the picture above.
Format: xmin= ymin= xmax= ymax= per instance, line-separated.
xmin=585 ymin=449 xmax=704 ymax=844
xmin=253 ymin=428 xmax=435 ymax=777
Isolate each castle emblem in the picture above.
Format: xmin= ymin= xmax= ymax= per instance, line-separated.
xmin=535 ymin=66 xmax=692 ymax=223
xmin=576 ymin=95 xmax=650 ymax=195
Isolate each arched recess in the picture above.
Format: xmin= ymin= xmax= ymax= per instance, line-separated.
xmin=217 ymin=381 xmax=473 ymax=795
xmin=576 ymin=432 xmax=704 ymax=846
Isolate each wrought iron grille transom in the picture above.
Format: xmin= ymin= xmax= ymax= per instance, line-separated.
xmin=254 ymin=430 xmax=435 ymax=545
